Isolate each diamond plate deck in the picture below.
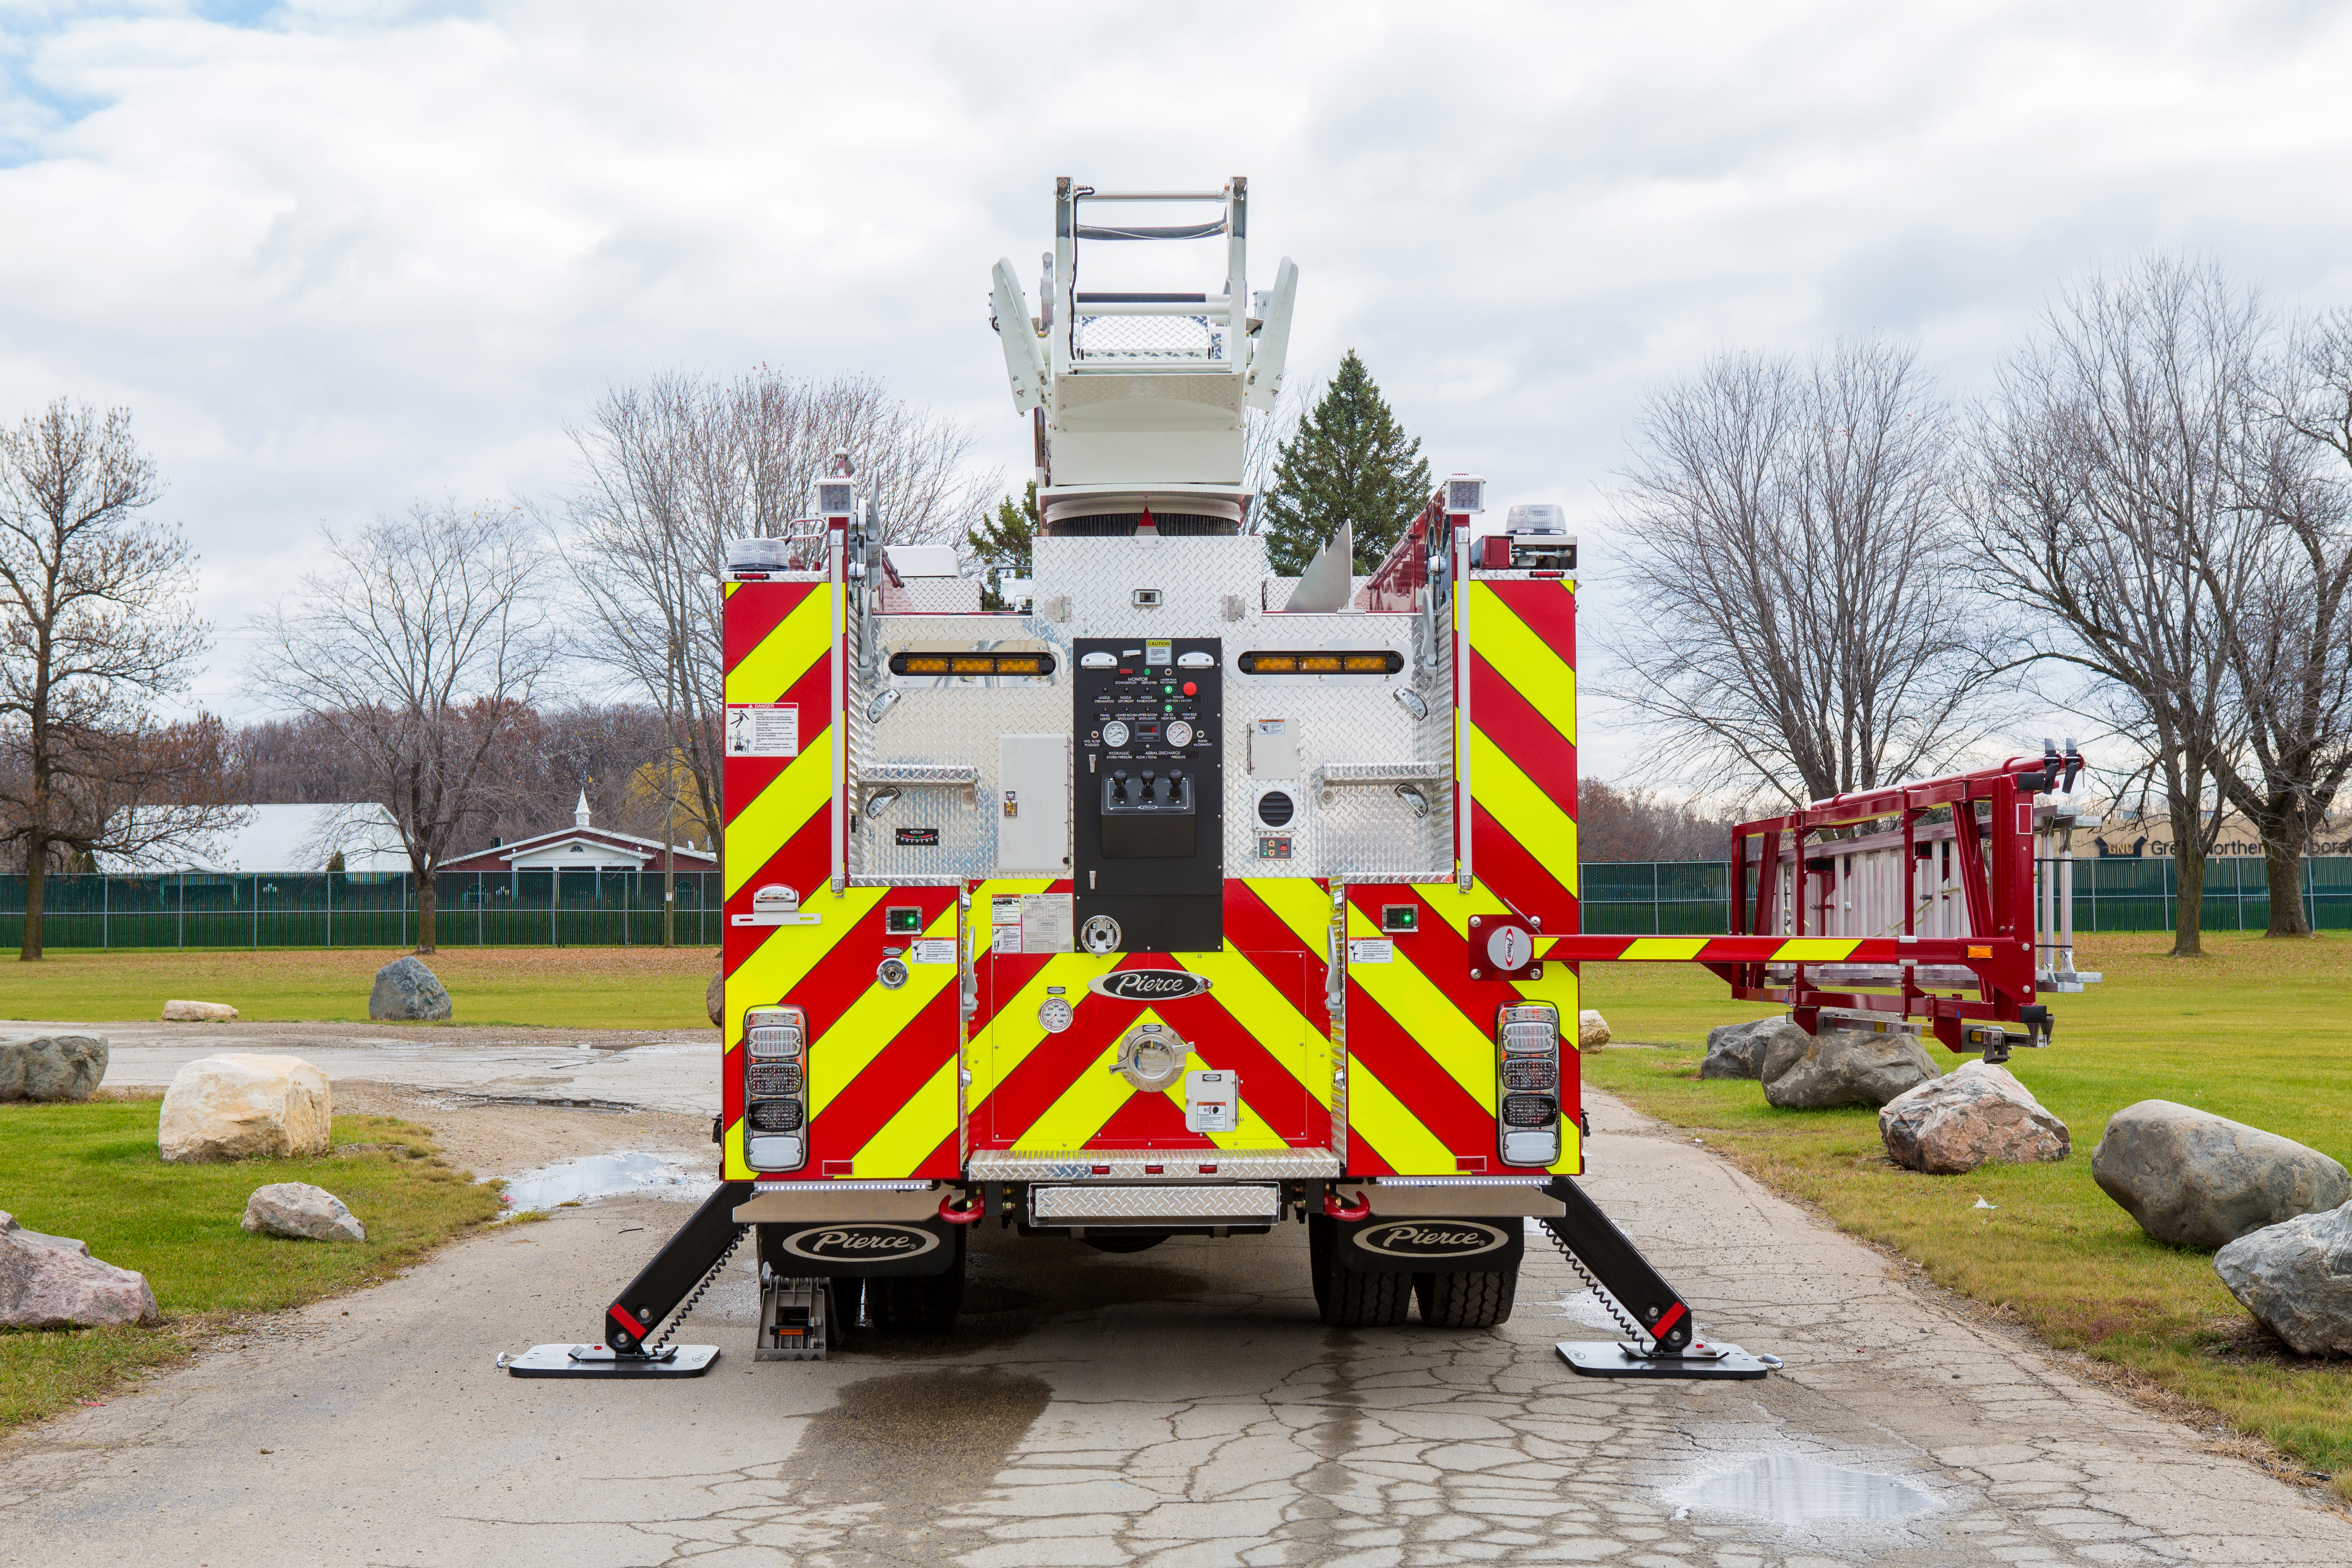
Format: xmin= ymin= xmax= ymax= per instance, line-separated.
xmin=1031 ymin=1183 xmax=1282 ymax=1225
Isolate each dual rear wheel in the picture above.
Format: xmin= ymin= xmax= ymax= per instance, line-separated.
xmin=1307 ymin=1214 xmax=1518 ymax=1330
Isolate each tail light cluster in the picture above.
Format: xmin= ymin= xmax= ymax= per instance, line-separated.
xmin=1495 ymin=1001 xmax=1561 ymax=1168
xmin=745 ymin=1004 xmax=808 ymax=1171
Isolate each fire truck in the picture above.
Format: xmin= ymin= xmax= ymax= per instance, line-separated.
xmin=510 ymin=176 xmax=2092 ymax=1382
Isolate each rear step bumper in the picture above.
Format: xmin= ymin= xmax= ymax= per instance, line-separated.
xmin=1031 ymin=1183 xmax=1282 ymax=1227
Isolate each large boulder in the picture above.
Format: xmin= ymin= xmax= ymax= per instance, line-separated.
xmin=161 ymin=999 xmax=238 ymax=1022
xmin=370 ymin=956 xmax=452 ymax=1022
xmin=1577 ymin=1010 xmax=1611 ymax=1051
xmin=0 ymin=1211 xmax=160 ymax=1328
xmin=2092 ymin=1100 xmax=2350 ymax=1249
xmin=0 ymin=1033 xmax=108 ymax=1102
xmin=706 ymin=970 xmax=725 ymax=1028
xmin=1701 ymin=1018 xmax=1799 ymax=1080
xmin=243 ymin=1182 xmax=365 ymax=1243
xmin=158 ymin=1055 xmax=332 ymax=1163
xmin=2215 ymin=1203 xmax=2352 ymax=1356
xmin=1762 ymin=1027 xmax=1939 ymax=1109
xmin=1879 ymin=1061 xmax=2070 ymax=1174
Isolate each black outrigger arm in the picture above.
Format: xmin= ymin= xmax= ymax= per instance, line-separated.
xmin=1540 ymin=1176 xmax=1780 ymax=1381
xmin=503 ymin=1180 xmax=755 ymax=1379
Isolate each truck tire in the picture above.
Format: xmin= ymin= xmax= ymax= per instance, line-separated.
xmin=870 ymin=1267 xmax=964 ymax=1333
xmin=1413 ymin=1265 xmax=1519 ymax=1329
xmin=1308 ymin=1214 xmax=1411 ymax=1327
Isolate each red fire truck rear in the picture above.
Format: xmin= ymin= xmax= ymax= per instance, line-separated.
xmin=509 ymin=176 xmax=2094 ymax=1381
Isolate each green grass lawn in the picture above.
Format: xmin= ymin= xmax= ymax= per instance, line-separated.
xmin=0 ymin=946 xmax=718 ymax=1029
xmin=0 ymin=1099 xmax=506 ymax=1429
xmin=1579 ymin=931 xmax=2352 ymax=1497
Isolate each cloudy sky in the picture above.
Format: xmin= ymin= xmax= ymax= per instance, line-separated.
xmin=5 ymin=0 xmax=2350 ymax=780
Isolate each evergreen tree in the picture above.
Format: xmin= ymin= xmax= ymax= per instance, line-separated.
xmin=969 ymin=481 xmax=1037 ymax=610
xmin=1258 ymin=350 xmax=1432 ymax=577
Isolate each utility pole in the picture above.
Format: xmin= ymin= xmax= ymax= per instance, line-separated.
xmin=663 ymin=780 xmax=677 ymax=949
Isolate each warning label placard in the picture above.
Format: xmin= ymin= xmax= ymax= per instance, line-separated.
xmin=725 ymin=704 xmax=799 ymax=757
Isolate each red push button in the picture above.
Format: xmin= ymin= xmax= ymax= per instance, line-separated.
xmin=1182 ymin=681 xmax=1197 ymax=696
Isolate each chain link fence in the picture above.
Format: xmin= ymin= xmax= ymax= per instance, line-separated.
xmin=1577 ymin=856 xmax=2352 ymax=935
xmin=0 ymin=870 xmax=723 ymax=949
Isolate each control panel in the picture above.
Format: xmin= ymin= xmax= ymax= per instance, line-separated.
xmin=1074 ymin=636 xmax=1224 ymax=952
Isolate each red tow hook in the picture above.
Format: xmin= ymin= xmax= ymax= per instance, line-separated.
xmin=939 ymin=1190 xmax=986 ymax=1225
xmin=1323 ymin=1189 xmax=1371 ymax=1222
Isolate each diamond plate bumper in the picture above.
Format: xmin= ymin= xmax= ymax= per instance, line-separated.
xmin=1031 ymin=1183 xmax=1283 ymax=1226
xmin=969 ymin=1149 xmax=1339 ymax=1182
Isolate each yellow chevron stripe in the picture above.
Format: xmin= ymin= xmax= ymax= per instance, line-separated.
xmin=807 ymin=902 xmax=962 ymax=1118
xmin=1468 ymin=722 xmax=1579 ymax=887
xmin=1344 ymin=1057 xmax=1455 ymax=1173
xmin=1774 ymin=938 xmax=1862 ymax=961
xmin=974 ymin=951 xmax=1122 ymax=1113
xmin=1416 ymin=878 xmax=1517 ymax=940
xmin=1181 ymin=943 xmax=1333 ymax=1109
xmin=1466 ymin=580 xmax=1576 ymax=744
xmin=725 ymin=884 xmax=886 ymax=1030
xmin=1621 ymin=937 xmax=1710 ymax=961
xmin=721 ymin=1114 xmax=748 ymax=1179
xmin=1252 ymin=877 xmax=1342 ymax=955
xmin=724 ymin=582 xmax=833 ymax=704
xmin=853 ymin=1056 xmax=959 ymax=1176
xmin=724 ymin=734 xmax=833 ymax=901
xmin=1343 ymin=903 xmax=1495 ymax=1110
xmin=1015 ymin=1021 xmax=1138 ymax=1150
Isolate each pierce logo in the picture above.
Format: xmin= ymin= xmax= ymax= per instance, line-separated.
xmin=777 ymin=1225 xmax=940 ymax=1263
xmin=1086 ymin=971 xmax=1213 ymax=1002
xmin=1352 ymin=1221 xmax=1511 ymax=1260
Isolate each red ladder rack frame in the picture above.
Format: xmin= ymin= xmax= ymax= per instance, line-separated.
xmin=1541 ymin=759 xmax=2057 ymax=1053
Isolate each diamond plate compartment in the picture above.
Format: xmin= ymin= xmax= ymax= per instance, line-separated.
xmin=1031 ymin=1183 xmax=1282 ymax=1226
xmin=850 ymin=612 xmax=1072 ymax=884
xmin=968 ymin=1148 xmax=1339 ymax=1181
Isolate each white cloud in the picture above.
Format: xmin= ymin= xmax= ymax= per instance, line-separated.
xmin=2 ymin=0 xmax=2349 ymax=779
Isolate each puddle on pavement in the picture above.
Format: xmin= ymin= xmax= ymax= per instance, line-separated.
xmin=497 ymin=1151 xmax=716 ymax=1212
xmin=1670 ymin=1453 xmax=1936 ymax=1523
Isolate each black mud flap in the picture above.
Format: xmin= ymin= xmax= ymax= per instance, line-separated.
xmin=1334 ymin=1214 xmax=1524 ymax=1274
xmin=757 ymin=1216 xmax=963 ymax=1277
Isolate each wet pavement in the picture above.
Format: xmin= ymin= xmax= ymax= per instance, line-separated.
xmin=4 ymin=1083 xmax=2346 ymax=1566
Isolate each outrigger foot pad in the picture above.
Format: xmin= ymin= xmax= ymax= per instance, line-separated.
xmin=1556 ymin=1341 xmax=1777 ymax=1380
xmin=501 ymin=1343 xmax=722 ymax=1378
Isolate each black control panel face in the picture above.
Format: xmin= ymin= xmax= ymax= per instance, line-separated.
xmin=1074 ymin=636 xmax=1224 ymax=951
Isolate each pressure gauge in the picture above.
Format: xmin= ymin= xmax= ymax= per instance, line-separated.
xmin=1102 ymin=720 xmax=1131 ymax=748
xmin=1165 ymin=720 xmax=1194 ymax=748
xmin=1038 ymin=996 xmax=1074 ymax=1033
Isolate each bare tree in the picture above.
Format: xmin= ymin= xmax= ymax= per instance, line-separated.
xmin=1961 ymin=258 xmax=2265 ymax=956
xmin=250 ymin=503 xmax=555 ymax=954
xmin=1600 ymin=337 xmax=1989 ymax=807
xmin=1575 ymin=779 xmax=1738 ymax=863
xmin=2216 ymin=312 xmax=2352 ymax=934
xmin=0 ymin=399 xmax=242 ymax=960
xmin=558 ymin=370 xmax=992 ymax=880
xmin=1243 ymin=383 xmax=1303 ymax=530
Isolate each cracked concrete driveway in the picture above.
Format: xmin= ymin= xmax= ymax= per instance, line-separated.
xmin=4 ymin=1054 xmax=2348 ymax=1566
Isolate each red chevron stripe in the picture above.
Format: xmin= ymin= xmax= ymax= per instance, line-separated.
xmin=722 ymin=658 xmax=834 ymax=824
xmin=1345 ymin=1125 xmax=1393 ymax=1178
xmin=724 ymin=581 xmax=816 ymax=673
xmin=1483 ymin=578 xmax=1575 ymax=668
xmin=722 ymin=811 xmax=833 ymax=934
xmin=976 ymin=982 xmax=1148 ymax=1143
xmin=1223 ymin=880 xmax=1332 ymax=1035
xmin=1470 ymin=651 xmax=1576 ymax=802
xmin=1086 ymin=1096 xmax=1166 ymax=1147
xmin=785 ymin=886 xmax=962 ymax=1047
xmin=808 ymin=983 xmax=960 ymax=1164
xmin=1473 ymin=810 xmax=1578 ymax=920
xmin=1339 ymin=988 xmax=1498 ymax=1159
